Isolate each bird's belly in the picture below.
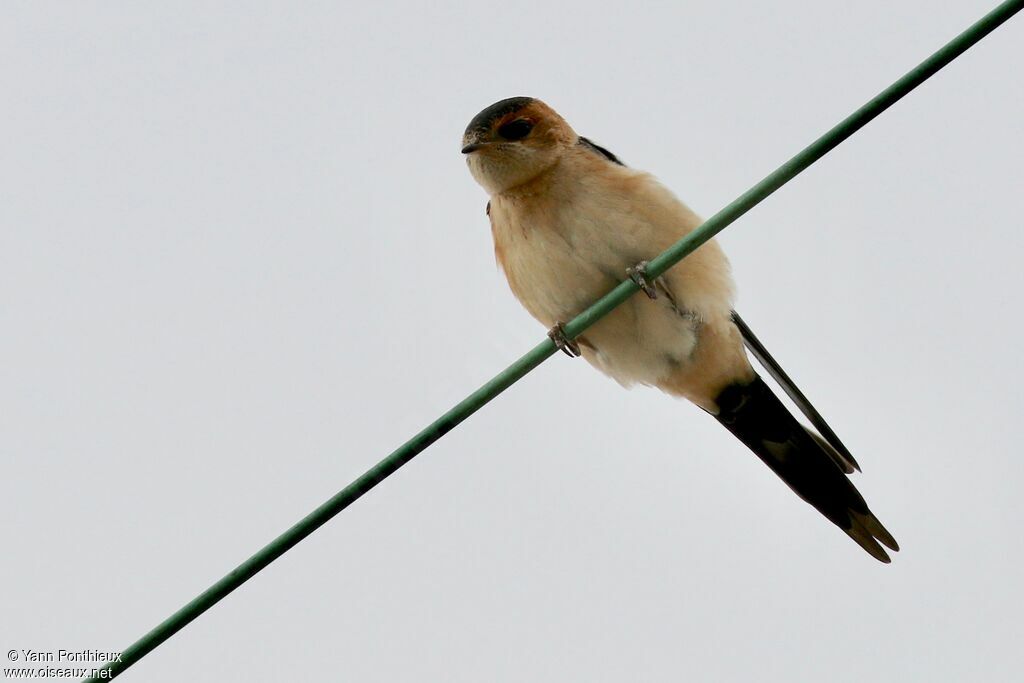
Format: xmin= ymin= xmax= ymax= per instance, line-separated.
xmin=582 ymin=299 xmax=699 ymax=387
xmin=499 ymin=230 xmax=698 ymax=387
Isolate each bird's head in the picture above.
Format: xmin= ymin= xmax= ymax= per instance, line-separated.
xmin=461 ymin=97 xmax=576 ymax=195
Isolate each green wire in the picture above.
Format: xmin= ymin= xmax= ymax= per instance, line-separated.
xmin=84 ymin=1 xmax=1023 ymax=679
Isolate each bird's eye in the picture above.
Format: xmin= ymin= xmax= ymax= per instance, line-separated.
xmin=497 ymin=119 xmax=533 ymax=141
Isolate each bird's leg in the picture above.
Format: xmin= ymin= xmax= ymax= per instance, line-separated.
xmin=547 ymin=322 xmax=581 ymax=358
xmin=627 ymin=260 xmax=658 ymax=299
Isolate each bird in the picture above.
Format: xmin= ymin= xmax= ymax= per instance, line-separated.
xmin=461 ymin=96 xmax=899 ymax=562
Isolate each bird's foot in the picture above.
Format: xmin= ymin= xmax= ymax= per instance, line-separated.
xmin=547 ymin=322 xmax=581 ymax=358
xmin=627 ymin=261 xmax=658 ymax=299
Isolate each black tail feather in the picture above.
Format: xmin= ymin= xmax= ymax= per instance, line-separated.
xmin=714 ymin=376 xmax=897 ymax=562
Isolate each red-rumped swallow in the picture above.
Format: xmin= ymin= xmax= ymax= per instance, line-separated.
xmin=462 ymin=96 xmax=898 ymax=562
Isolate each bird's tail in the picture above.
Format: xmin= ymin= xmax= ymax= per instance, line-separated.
xmin=714 ymin=376 xmax=899 ymax=562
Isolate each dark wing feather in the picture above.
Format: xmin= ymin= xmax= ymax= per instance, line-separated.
xmin=579 ymin=136 xmax=624 ymax=166
xmin=731 ymin=310 xmax=860 ymax=473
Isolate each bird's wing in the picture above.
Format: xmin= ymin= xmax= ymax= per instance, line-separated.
xmin=578 ymin=136 xmax=624 ymax=166
xmin=731 ymin=310 xmax=860 ymax=474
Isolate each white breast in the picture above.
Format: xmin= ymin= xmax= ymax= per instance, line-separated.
xmin=490 ymin=179 xmax=708 ymax=388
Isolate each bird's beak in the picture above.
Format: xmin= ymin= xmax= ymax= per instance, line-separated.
xmin=461 ymin=132 xmax=491 ymax=155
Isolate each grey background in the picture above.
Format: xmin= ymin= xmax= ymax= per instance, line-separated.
xmin=3 ymin=2 xmax=1022 ymax=681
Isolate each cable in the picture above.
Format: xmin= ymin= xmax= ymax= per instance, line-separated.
xmin=83 ymin=2 xmax=1024 ymax=678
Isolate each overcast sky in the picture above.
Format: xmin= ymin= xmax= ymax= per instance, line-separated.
xmin=3 ymin=2 xmax=1023 ymax=681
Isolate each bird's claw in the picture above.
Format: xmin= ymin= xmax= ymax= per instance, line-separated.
xmin=547 ymin=322 xmax=581 ymax=358
xmin=627 ymin=261 xmax=658 ymax=299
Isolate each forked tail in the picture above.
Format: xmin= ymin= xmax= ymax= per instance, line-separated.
xmin=714 ymin=376 xmax=899 ymax=562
